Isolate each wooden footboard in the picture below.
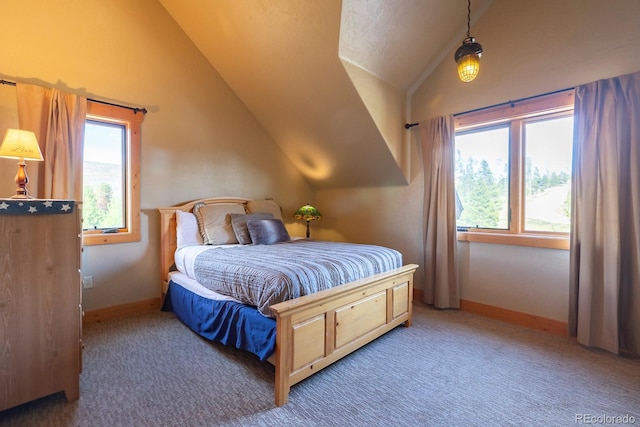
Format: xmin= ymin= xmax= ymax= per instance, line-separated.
xmin=270 ymin=263 xmax=418 ymax=406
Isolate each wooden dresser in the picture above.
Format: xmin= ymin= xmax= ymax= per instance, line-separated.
xmin=0 ymin=199 xmax=82 ymax=411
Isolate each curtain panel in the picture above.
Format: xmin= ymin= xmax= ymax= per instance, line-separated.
xmin=570 ymin=71 xmax=640 ymax=356
xmin=16 ymin=83 xmax=87 ymax=200
xmin=419 ymin=116 xmax=460 ymax=308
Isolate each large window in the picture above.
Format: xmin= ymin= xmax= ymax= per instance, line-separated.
xmin=82 ymin=102 xmax=143 ymax=245
xmin=454 ymin=90 xmax=574 ymax=249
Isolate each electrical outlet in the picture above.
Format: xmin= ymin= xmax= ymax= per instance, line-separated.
xmin=82 ymin=276 xmax=94 ymax=289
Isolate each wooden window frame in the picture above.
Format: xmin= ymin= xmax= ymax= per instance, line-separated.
xmin=82 ymin=102 xmax=143 ymax=245
xmin=454 ymin=90 xmax=575 ymax=250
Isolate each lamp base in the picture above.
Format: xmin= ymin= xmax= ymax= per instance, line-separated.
xmin=12 ymin=161 xmax=34 ymax=199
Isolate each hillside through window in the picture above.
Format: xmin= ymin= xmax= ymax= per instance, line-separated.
xmin=523 ymin=115 xmax=573 ymax=233
xmin=83 ymin=120 xmax=126 ymax=230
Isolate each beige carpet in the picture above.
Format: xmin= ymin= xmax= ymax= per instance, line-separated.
xmin=1 ymin=304 xmax=639 ymax=426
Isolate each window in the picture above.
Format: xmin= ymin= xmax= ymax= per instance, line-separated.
xmin=455 ymin=125 xmax=510 ymax=230
xmin=454 ymin=90 xmax=574 ymax=249
xmin=82 ymin=101 xmax=143 ymax=245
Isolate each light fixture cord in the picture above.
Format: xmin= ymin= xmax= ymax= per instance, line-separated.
xmin=466 ymin=0 xmax=471 ymax=38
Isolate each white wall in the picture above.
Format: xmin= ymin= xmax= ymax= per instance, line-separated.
xmin=458 ymin=243 xmax=570 ymax=321
xmin=318 ymin=0 xmax=640 ymax=322
xmin=0 ymin=0 xmax=313 ymax=311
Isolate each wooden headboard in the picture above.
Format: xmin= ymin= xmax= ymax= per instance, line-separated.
xmin=157 ymin=197 xmax=252 ymax=294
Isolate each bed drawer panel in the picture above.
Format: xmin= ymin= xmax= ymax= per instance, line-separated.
xmin=334 ymin=291 xmax=386 ymax=349
xmin=392 ymin=281 xmax=409 ymax=319
xmin=292 ymin=314 xmax=325 ymax=370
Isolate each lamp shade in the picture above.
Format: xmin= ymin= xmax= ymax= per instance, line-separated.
xmin=0 ymin=129 xmax=44 ymax=161
xmin=293 ymin=204 xmax=322 ymax=222
xmin=454 ymin=37 xmax=483 ymax=83
xmin=294 ymin=204 xmax=321 ymax=239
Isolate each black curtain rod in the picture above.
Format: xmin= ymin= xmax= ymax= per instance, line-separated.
xmin=404 ymin=86 xmax=574 ymax=130
xmin=0 ymin=78 xmax=147 ymax=115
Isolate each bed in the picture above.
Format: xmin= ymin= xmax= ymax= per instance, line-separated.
xmin=158 ymin=197 xmax=418 ymax=406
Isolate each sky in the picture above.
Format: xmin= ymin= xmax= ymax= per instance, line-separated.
xmin=84 ymin=121 xmax=125 ymax=165
xmin=455 ymin=115 xmax=573 ymax=177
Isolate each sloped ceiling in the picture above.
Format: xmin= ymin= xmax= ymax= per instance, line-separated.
xmin=158 ymin=0 xmax=492 ymax=189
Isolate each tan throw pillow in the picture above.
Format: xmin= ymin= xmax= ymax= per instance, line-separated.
xmin=246 ymin=199 xmax=283 ymax=221
xmin=193 ymin=203 xmax=246 ymax=245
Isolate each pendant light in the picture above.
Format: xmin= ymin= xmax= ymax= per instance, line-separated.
xmin=454 ymin=0 xmax=483 ymax=82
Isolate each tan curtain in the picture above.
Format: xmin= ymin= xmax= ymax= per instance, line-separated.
xmin=569 ymin=71 xmax=640 ymax=356
xmin=419 ymin=116 xmax=460 ymax=308
xmin=16 ymin=83 xmax=87 ymax=200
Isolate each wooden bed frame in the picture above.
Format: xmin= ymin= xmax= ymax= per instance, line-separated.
xmin=158 ymin=197 xmax=418 ymax=406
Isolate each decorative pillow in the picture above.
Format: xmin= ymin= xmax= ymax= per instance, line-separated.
xmin=247 ymin=219 xmax=291 ymax=245
xmin=176 ymin=210 xmax=203 ymax=248
xmin=193 ymin=202 xmax=246 ymax=245
xmin=246 ymin=199 xmax=283 ymax=221
xmin=230 ymin=212 xmax=274 ymax=245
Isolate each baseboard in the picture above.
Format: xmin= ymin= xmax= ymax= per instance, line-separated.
xmin=84 ymin=293 xmax=567 ymax=336
xmin=413 ymin=289 xmax=568 ymax=336
xmin=83 ymin=297 xmax=162 ymax=326
xmin=459 ymin=300 xmax=568 ymax=336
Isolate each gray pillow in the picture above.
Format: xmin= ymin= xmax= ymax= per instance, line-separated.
xmin=230 ymin=212 xmax=274 ymax=245
xmin=246 ymin=219 xmax=291 ymax=245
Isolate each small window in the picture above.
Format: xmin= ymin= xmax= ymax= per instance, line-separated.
xmin=454 ymin=90 xmax=574 ymax=249
xmin=82 ymin=102 xmax=143 ymax=245
xmin=83 ymin=120 xmax=126 ymax=230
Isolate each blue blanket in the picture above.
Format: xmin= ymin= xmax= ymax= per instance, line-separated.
xmin=162 ymin=280 xmax=276 ymax=361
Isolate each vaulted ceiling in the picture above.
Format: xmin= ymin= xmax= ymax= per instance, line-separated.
xmin=158 ymin=0 xmax=493 ymax=189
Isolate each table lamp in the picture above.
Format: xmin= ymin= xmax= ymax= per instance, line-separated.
xmin=294 ymin=204 xmax=322 ymax=238
xmin=0 ymin=129 xmax=44 ymax=199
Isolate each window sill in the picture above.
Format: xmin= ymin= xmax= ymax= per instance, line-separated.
xmin=83 ymin=231 xmax=140 ymax=246
xmin=457 ymin=231 xmax=569 ymax=250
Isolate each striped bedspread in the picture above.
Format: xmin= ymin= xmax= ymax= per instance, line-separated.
xmin=192 ymin=240 xmax=402 ymax=317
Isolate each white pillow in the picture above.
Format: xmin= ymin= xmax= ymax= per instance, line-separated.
xmin=176 ymin=210 xmax=203 ymax=248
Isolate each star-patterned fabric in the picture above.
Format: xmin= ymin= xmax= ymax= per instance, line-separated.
xmin=0 ymin=199 xmax=74 ymax=215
